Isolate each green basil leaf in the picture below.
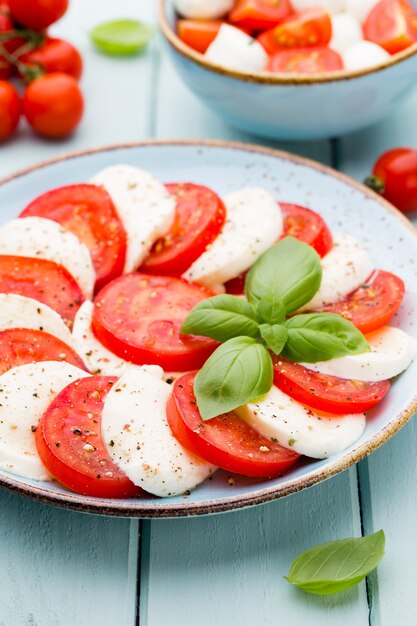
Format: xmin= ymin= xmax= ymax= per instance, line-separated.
xmin=194 ymin=337 xmax=273 ymax=420
xmin=286 ymin=530 xmax=385 ymax=595
xmin=259 ymin=324 xmax=288 ymax=355
xmin=257 ymin=292 xmax=286 ymax=325
xmin=90 ymin=20 xmax=155 ymax=56
xmin=282 ymin=313 xmax=369 ymax=363
xmin=181 ymin=295 xmax=259 ymax=343
xmin=245 ymin=237 xmax=322 ymax=314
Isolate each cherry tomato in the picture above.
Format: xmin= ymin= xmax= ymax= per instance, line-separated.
xmin=8 ymin=0 xmax=68 ymax=29
xmin=363 ymin=0 xmax=417 ymax=54
xmin=23 ymin=72 xmax=84 ymax=139
xmin=257 ymin=8 xmax=332 ymax=54
xmin=0 ymin=12 xmax=12 ymax=79
xmin=273 ymin=359 xmax=390 ymax=415
xmin=0 ymin=255 xmax=84 ymax=328
xmin=92 ymin=274 xmax=218 ymax=371
xmin=36 ymin=376 xmax=141 ymax=498
xmin=20 ymin=37 xmax=83 ymax=80
xmin=321 ymin=270 xmax=405 ymax=334
xmin=0 ymin=80 xmax=20 ymax=141
xmin=141 ymin=183 xmax=226 ymax=275
xmin=20 ymin=184 xmax=127 ymax=292
xmin=366 ymin=147 xmax=417 ymax=213
xmin=177 ymin=20 xmax=222 ymax=53
xmin=228 ymin=0 xmax=292 ymax=32
xmin=167 ymin=372 xmax=300 ymax=477
xmin=268 ymin=46 xmax=344 ymax=73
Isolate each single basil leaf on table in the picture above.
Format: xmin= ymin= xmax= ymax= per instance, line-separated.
xmin=257 ymin=292 xmax=286 ymax=325
xmin=245 ymin=237 xmax=322 ymax=314
xmin=194 ymin=337 xmax=273 ymax=420
xmin=181 ymin=295 xmax=259 ymax=343
xmin=259 ymin=324 xmax=288 ymax=355
xmin=90 ymin=20 xmax=155 ymax=56
xmin=286 ymin=530 xmax=385 ymax=595
xmin=282 ymin=313 xmax=370 ymax=363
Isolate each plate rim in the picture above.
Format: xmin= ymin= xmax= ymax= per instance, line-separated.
xmin=1 ymin=138 xmax=417 ymax=518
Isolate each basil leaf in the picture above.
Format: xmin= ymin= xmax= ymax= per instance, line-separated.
xmin=282 ymin=313 xmax=369 ymax=363
xmin=245 ymin=237 xmax=322 ymax=314
xmin=259 ymin=324 xmax=288 ymax=355
xmin=194 ymin=337 xmax=273 ymax=420
xmin=90 ymin=20 xmax=155 ymax=56
xmin=257 ymin=292 xmax=286 ymax=325
xmin=181 ymin=295 xmax=259 ymax=343
xmin=286 ymin=530 xmax=385 ymax=595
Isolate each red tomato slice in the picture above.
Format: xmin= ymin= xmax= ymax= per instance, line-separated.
xmin=141 ymin=183 xmax=226 ymax=275
xmin=177 ymin=20 xmax=222 ymax=53
xmin=320 ymin=270 xmax=405 ymax=334
xmin=225 ymin=203 xmax=333 ymax=294
xmin=167 ymin=372 xmax=300 ymax=477
xmin=257 ymin=8 xmax=332 ymax=54
xmin=0 ymin=328 xmax=87 ymax=375
xmin=92 ymin=274 xmax=218 ymax=371
xmin=273 ymin=359 xmax=390 ymax=414
xmin=228 ymin=0 xmax=292 ymax=32
xmin=36 ymin=376 xmax=141 ymax=498
xmin=0 ymin=255 xmax=84 ymax=328
xmin=268 ymin=47 xmax=344 ymax=73
xmin=20 ymin=184 xmax=127 ymax=292
xmin=364 ymin=0 xmax=417 ymax=54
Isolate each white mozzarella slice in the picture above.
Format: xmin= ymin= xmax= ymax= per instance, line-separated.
xmin=300 ymin=233 xmax=374 ymax=311
xmin=330 ymin=13 xmax=363 ymax=54
xmin=301 ymin=326 xmax=417 ymax=382
xmin=236 ymin=386 xmax=366 ymax=459
xmin=0 ymin=362 xmax=89 ymax=480
xmin=345 ymin=0 xmax=380 ymax=23
xmin=102 ymin=370 xmax=216 ymax=497
xmin=174 ymin=0 xmax=234 ymax=19
xmin=90 ymin=166 xmax=175 ymax=273
xmin=183 ymin=187 xmax=283 ymax=288
xmin=205 ymin=25 xmax=268 ymax=73
xmin=0 ymin=217 xmax=95 ymax=299
xmin=72 ymin=301 xmax=164 ymax=379
xmin=291 ymin=0 xmax=345 ymax=14
xmin=0 ymin=293 xmax=74 ymax=347
xmin=343 ymin=41 xmax=390 ymax=71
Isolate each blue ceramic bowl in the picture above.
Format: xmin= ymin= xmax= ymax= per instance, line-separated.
xmin=159 ymin=0 xmax=417 ymax=140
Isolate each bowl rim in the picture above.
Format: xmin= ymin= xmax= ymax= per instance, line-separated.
xmin=1 ymin=138 xmax=417 ymax=518
xmin=159 ymin=0 xmax=417 ymax=86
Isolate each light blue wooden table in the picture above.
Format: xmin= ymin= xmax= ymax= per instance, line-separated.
xmin=1 ymin=1 xmax=416 ymax=624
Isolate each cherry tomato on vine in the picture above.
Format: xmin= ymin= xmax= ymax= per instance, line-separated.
xmin=8 ymin=0 xmax=68 ymax=30
xmin=0 ymin=10 xmax=13 ymax=79
xmin=0 ymin=80 xmax=20 ymax=141
xmin=257 ymin=8 xmax=332 ymax=55
xmin=20 ymin=37 xmax=83 ymax=80
xmin=365 ymin=147 xmax=417 ymax=213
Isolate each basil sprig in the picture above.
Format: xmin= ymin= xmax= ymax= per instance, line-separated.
xmin=181 ymin=237 xmax=369 ymax=420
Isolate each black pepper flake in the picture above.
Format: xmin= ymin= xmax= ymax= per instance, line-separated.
xmin=165 ymin=378 xmax=173 ymax=385
xmin=55 ymin=442 xmax=60 ymax=447
xmin=72 ymin=428 xmax=82 ymax=436
xmin=109 ymin=440 xmax=115 ymax=447
xmin=31 ymin=425 xmax=37 ymax=433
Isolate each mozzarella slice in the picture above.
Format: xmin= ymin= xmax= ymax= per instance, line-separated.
xmin=90 ymin=166 xmax=175 ymax=273
xmin=0 ymin=362 xmax=89 ymax=480
xmin=343 ymin=41 xmax=390 ymax=71
xmin=300 ymin=233 xmax=374 ymax=311
xmin=0 ymin=217 xmax=95 ymax=299
xmin=183 ymin=187 xmax=283 ymax=288
xmin=301 ymin=326 xmax=417 ymax=382
xmin=205 ymin=25 xmax=268 ymax=73
xmin=345 ymin=0 xmax=380 ymax=23
xmin=0 ymin=293 xmax=74 ymax=347
xmin=102 ymin=370 xmax=216 ymax=497
xmin=291 ymin=0 xmax=345 ymax=14
xmin=236 ymin=386 xmax=366 ymax=459
xmin=72 ymin=301 xmax=164 ymax=379
xmin=330 ymin=13 xmax=363 ymax=54
xmin=174 ymin=0 xmax=234 ymax=19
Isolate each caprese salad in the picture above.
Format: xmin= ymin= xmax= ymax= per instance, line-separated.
xmin=173 ymin=0 xmax=417 ymax=74
xmin=0 ymin=164 xmax=415 ymax=500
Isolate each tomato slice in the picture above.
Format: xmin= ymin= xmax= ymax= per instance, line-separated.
xmin=0 ymin=255 xmax=84 ymax=327
xmin=364 ymin=0 xmax=417 ymax=54
xmin=20 ymin=184 xmax=127 ymax=292
xmin=257 ymin=8 xmax=332 ymax=54
xmin=273 ymin=359 xmax=390 ymax=414
xmin=320 ymin=270 xmax=405 ymax=334
xmin=225 ymin=203 xmax=333 ymax=295
xmin=167 ymin=372 xmax=300 ymax=477
xmin=141 ymin=183 xmax=226 ymax=275
xmin=268 ymin=47 xmax=344 ymax=73
xmin=228 ymin=0 xmax=292 ymax=32
xmin=92 ymin=274 xmax=218 ymax=371
xmin=177 ymin=20 xmax=222 ymax=53
xmin=36 ymin=376 xmax=141 ymax=498
xmin=0 ymin=328 xmax=86 ymax=375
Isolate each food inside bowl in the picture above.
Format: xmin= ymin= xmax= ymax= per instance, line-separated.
xmin=173 ymin=0 xmax=417 ymax=74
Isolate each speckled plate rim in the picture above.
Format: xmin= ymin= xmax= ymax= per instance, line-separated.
xmin=1 ymin=138 xmax=417 ymax=518
xmin=159 ymin=0 xmax=417 ymax=85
